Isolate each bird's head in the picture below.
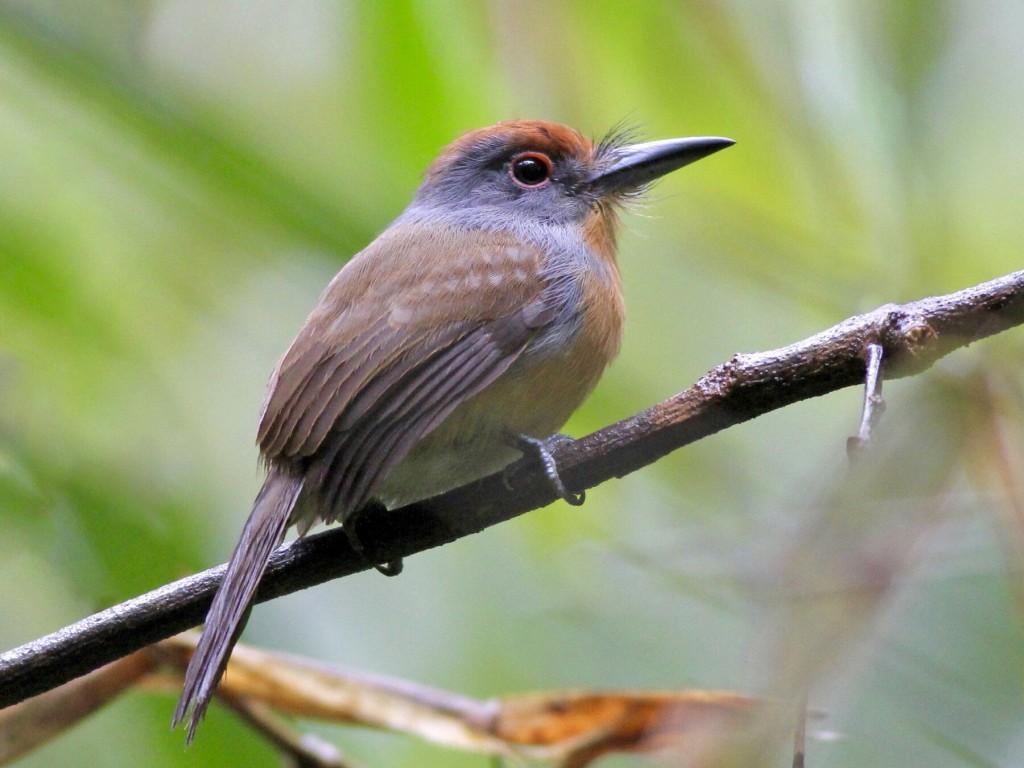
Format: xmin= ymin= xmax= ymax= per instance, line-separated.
xmin=409 ymin=120 xmax=733 ymax=230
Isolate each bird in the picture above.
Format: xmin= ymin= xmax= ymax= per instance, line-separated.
xmin=172 ymin=120 xmax=733 ymax=739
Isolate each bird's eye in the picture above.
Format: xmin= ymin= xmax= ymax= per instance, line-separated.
xmin=510 ymin=152 xmax=553 ymax=188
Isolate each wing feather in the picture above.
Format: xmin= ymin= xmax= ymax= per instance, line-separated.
xmin=317 ymin=317 xmax=526 ymax=518
xmin=255 ymin=223 xmax=560 ymax=522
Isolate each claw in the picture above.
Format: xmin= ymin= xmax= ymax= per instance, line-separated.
xmin=373 ymin=559 xmax=404 ymax=576
xmin=345 ymin=501 xmax=404 ymax=576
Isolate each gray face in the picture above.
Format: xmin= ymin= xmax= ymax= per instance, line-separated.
xmin=404 ymin=130 xmax=734 ymax=235
xmin=410 ymin=136 xmax=598 ymax=227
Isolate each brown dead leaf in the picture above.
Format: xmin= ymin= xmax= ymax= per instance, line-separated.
xmin=4 ymin=634 xmax=758 ymax=766
xmin=157 ymin=633 xmax=757 ymax=765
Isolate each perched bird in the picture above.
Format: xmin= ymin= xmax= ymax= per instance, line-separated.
xmin=173 ymin=120 xmax=732 ymax=739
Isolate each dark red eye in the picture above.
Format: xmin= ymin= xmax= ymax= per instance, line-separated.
xmin=510 ymin=152 xmax=553 ymax=188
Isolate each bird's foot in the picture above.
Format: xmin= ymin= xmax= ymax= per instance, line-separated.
xmin=345 ymin=500 xmax=404 ymax=576
xmin=509 ymin=432 xmax=585 ymax=506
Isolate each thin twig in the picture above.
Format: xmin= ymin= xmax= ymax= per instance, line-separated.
xmin=157 ymin=637 xmax=360 ymax=767
xmin=220 ymin=696 xmax=358 ymax=768
xmin=847 ymin=342 xmax=886 ymax=456
xmin=792 ymin=688 xmax=807 ymax=768
xmin=2 ymin=269 xmax=1023 ymax=708
xmin=974 ymin=373 xmax=1024 ymax=622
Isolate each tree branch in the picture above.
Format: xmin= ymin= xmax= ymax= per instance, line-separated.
xmin=2 ymin=269 xmax=1023 ymax=709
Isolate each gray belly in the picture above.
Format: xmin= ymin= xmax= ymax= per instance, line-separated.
xmin=376 ymin=433 xmax=521 ymax=506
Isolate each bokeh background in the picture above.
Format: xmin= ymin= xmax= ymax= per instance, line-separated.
xmin=2 ymin=1 xmax=1024 ymax=766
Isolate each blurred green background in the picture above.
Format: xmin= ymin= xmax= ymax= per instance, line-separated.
xmin=2 ymin=1 xmax=1024 ymax=766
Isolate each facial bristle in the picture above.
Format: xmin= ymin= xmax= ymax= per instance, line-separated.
xmin=594 ymin=120 xmax=644 ymax=163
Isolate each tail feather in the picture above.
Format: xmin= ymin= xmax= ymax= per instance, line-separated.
xmin=172 ymin=469 xmax=303 ymax=742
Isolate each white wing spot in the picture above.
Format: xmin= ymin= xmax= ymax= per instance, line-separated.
xmin=390 ymin=305 xmax=414 ymax=324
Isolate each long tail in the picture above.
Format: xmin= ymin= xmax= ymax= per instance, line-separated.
xmin=172 ymin=468 xmax=303 ymax=742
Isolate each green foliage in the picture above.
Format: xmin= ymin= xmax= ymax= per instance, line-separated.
xmin=2 ymin=1 xmax=1023 ymax=766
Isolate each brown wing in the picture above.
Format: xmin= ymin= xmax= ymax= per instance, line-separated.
xmin=256 ymin=222 xmax=555 ymax=520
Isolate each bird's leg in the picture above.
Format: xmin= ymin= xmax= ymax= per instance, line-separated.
xmin=344 ymin=500 xmax=403 ymax=577
xmin=509 ymin=433 xmax=586 ymax=506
